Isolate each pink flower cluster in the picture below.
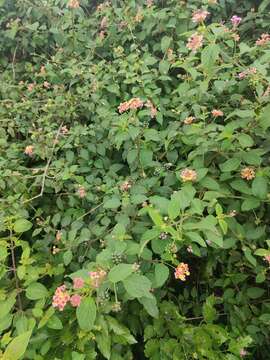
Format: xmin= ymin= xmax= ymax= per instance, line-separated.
xmin=89 ymin=270 xmax=107 ymax=288
xmin=264 ymin=255 xmax=270 ymax=264
xmin=238 ymin=67 xmax=257 ymax=79
xmin=211 ymin=109 xmax=224 ymax=117
xmin=118 ymin=98 xmax=144 ymax=113
xmin=231 ymin=15 xmax=242 ymax=28
xmin=192 ymin=9 xmax=209 ymax=23
xmin=118 ymin=98 xmax=157 ymax=117
xmin=187 ymin=33 xmax=204 ymax=52
xmin=256 ymin=33 xmax=270 ymax=46
xmin=73 ymin=277 xmax=84 ymax=289
xmin=52 ymin=285 xmax=71 ymax=311
xmin=52 ymin=278 xmax=85 ymax=311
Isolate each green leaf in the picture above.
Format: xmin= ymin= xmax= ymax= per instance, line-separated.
xmin=103 ymin=197 xmax=121 ymax=209
xmin=219 ymin=158 xmax=241 ymax=172
xmin=26 ymin=282 xmax=48 ymax=300
xmin=154 ymin=263 xmax=169 ymax=287
xmin=107 ymin=316 xmax=137 ymax=344
xmin=174 ymin=184 xmax=196 ymax=210
xmin=123 ymin=274 xmax=152 ymax=298
xmin=201 ymin=44 xmax=220 ymax=74
xmin=243 ymin=248 xmax=257 ymax=267
xmin=254 ymin=249 xmax=270 ymax=257
xmin=161 ymin=36 xmax=172 ymax=53
xmin=63 ymin=250 xmax=73 ymax=266
xmin=38 ymin=307 xmax=55 ymax=329
xmin=186 ymin=232 xmax=206 ymax=247
xmin=108 ymin=264 xmax=134 ymax=283
xmin=2 ymin=331 xmax=32 ymax=360
xmin=159 ymin=60 xmax=170 ymax=74
xmin=138 ymin=295 xmax=159 ymax=318
xmin=139 ymin=228 xmax=160 ymax=256
xmin=76 ymin=297 xmax=96 ymax=331
xmin=259 ymin=104 xmax=270 ymax=130
xmin=140 ymin=149 xmax=153 ymax=167
xmin=168 ymin=197 xmax=181 ymax=220
xmin=0 ymin=295 xmax=16 ymax=320
xmin=252 ymin=177 xmax=268 ymax=199
xmin=147 ymin=208 xmax=164 ymax=226
xmin=96 ymin=333 xmax=111 ymax=360
xmin=47 ymin=315 xmax=63 ymax=330
xmin=238 ymin=134 xmax=254 ymax=148
xmin=203 ymin=295 xmax=216 ymax=323
xmin=246 ymin=287 xmax=265 ymax=299
xmin=13 ymin=219 xmax=32 ymax=233
xmin=241 ymin=197 xmax=260 ymax=211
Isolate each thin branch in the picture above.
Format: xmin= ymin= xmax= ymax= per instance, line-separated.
xmin=9 ymin=230 xmax=22 ymax=311
xmin=76 ymin=202 xmax=103 ymax=221
xmin=12 ymin=44 xmax=18 ymax=81
xmin=23 ymin=122 xmax=63 ymax=204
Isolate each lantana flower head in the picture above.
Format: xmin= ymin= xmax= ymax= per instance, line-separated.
xmin=212 ymin=109 xmax=224 ymax=117
xmin=264 ymin=255 xmax=270 ymax=264
xmin=180 ymin=168 xmax=197 ymax=182
xmin=77 ymin=186 xmax=86 ymax=198
xmin=52 ymin=285 xmax=70 ymax=311
xmin=238 ymin=67 xmax=257 ymax=79
xmin=118 ymin=98 xmax=144 ymax=113
xmin=70 ymin=294 xmax=81 ymax=307
xmin=89 ymin=269 xmax=107 ymax=288
xmin=184 ymin=116 xmax=195 ymax=125
xmin=68 ymin=0 xmax=80 ymax=9
xmin=256 ymin=33 xmax=270 ymax=46
xmin=231 ymin=15 xmax=242 ymax=28
xmin=187 ymin=33 xmax=204 ymax=52
xmin=145 ymin=100 xmax=157 ymax=118
xmin=241 ymin=167 xmax=255 ymax=180
xmin=192 ymin=9 xmax=209 ymax=23
xmin=174 ymin=263 xmax=190 ymax=281
xmin=73 ymin=277 xmax=84 ymax=289
xmin=24 ymin=145 xmax=34 ymax=156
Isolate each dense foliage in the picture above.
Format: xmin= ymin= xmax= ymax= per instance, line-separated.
xmin=1 ymin=0 xmax=270 ymax=359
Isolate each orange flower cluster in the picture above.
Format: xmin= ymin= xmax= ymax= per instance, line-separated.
xmin=118 ymin=98 xmax=157 ymax=117
xmin=192 ymin=9 xmax=209 ymax=23
xmin=24 ymin=145 xmax=34 ymax=156
xmin=212 ymin=109 xmax=224 ymax=117
xmin=241 ymin=167 xmax=255 ymax=180
xmin=256 ymin=33 xmax=270 ymax=46
xmin=174 ymin=263 xmax=190 ymax=281
xmin=67 ymin=0 xmax=80 ymax=9
xmin=180 ymin=168 xmax=197 ymax=182
xmin=184 ymin=116 xmax=195 ymax=125
xmin=118 ymin=98 xmax=144 ymax=113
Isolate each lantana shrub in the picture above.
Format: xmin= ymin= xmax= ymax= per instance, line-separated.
xmin=0 ymin=0 xmax=270 ymax=359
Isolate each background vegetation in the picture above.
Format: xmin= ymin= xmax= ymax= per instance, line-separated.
xmin=1 ymin=0 xmax=270 ymax=359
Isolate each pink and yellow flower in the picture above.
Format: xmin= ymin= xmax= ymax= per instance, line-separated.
xmin=192 ymin=9 xmax=209 ymax=23
xmin=73 ymin=277 xmax=84 ymax=289
xmin=241 ymin=167 xmax=255 ymax=180
xmin=180 ymin=168 xmax=197 ymax=182
xmin=174 ymin=263 xmax=190 ymax=281
xmin=187 ymin=33 xmax=204 ymax=52
xmin=52 ymin=285 xmax=70 ymax=311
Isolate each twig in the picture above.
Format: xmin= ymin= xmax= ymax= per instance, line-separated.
xmin=9 ymin=230 xmax=22 ymax=311
xmin=76 ymin=202 xmax=103 ymax=221
xmin=12 ymin=45 xmax=18 ymax=81
xmin=23 ymin=122 xmax=63 ymax=204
